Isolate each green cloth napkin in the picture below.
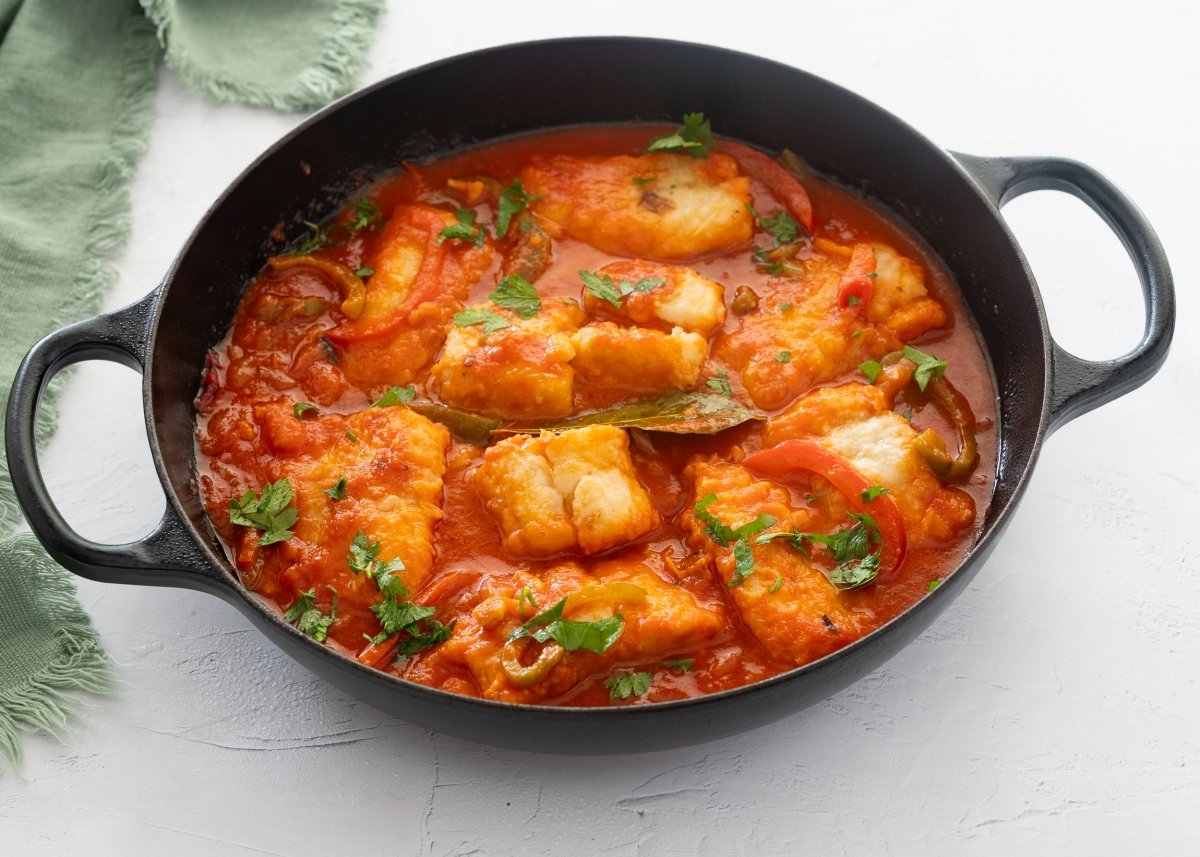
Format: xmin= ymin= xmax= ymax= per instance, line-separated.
xmin=0 ymin=0 xmax=383 ymax=771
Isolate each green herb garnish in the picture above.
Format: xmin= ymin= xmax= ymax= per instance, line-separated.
xmin=508 ymin=597 xmax=623 ymax=654
xmin=438 ymin=208 xmax=487 ymax=247
xmin=747 ymin=204 xmax=801 ymax=246
xmin=605 ymin=670 xmax=653 ymax=700
xmin=323 ymin=477 xmax=347 ymax=501
xmin=283 ymin=586 xmax=338 ymax=643
xmin=693 ymin=494 xmax=777 ymax=547
xmin=769 ymin=576 xmax=784 ymax=593
xmin=489 ymin=275 xmax=541 ymax=319
xmin=756 ymin=512 xmax=883 ymax=591
xmin=927 ymin=579 xmax=942 ymax=592
xmin=578 ymin=269 xmax=666 ymax=308
xmin=860 ymin=485 xmax=889 ymax=503
xmin=902 ymin=345 xmax=948 ymax=392
xmin=293 ymin=402 xmax=319 ymax=419
xmin=495 ymin=179 xmax=539 ymax=238
xmin=775 ymin=351 xmax=792 ymax=364
xmin=454 ymin=307 xmax=511 ymax=334
xmin=347 ymin=531 xmax=407 ymax=599
xmin=350 ymin=198 xmax=382 ymax=232
xmin=355 ymin=266 xmax=375 ymax=278
xmin=229 ymin=479 xmax=298 ymax=547
xmin=859 ymin=360 xmax=882 ymax=383
xmin=706 ymin=372 xmax=733 ymax=398
xmin=645 ymin=112 xmax=715 ymax=159
xmin=662 ymin=658 xmax=693 ymax=672
xmin=370 ymin=385 xmax=416 ymax=408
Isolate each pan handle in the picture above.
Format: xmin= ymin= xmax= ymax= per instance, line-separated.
xmin=951 ymin=152 xmax=1174 ymax=433
xmin=5 ymin=292 xmax=225 ymax=592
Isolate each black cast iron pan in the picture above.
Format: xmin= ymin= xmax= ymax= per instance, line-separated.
xmin=6 ymin=38 xmax=1174 ymax=753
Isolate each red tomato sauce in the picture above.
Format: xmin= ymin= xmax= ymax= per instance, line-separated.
xmin=195 ymin=125 xmax=997 ymax=706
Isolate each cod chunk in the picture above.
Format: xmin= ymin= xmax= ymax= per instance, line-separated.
xmin=570 ymin=322 xmax=708 ymax=394
xmin=519 ymin=152 xmax=753 ymax=260
xmin=715 ymin=240 xmax=946 ymax=410
xmin=247 ymin=401 xmax=450 ymax=614
xmin=430 ymin=296 xmax=585 ymax=420
xmin=434 ymin=559 xmax=725 ymax=704
xmin=473 ymin=425 xmax=658 ymax=557
xmin=684 ymin=460 xmax=872 ymax=666
xmin=765 ymin=383 xmax=975 ymax=545
xmin=325 ymin=205 xmax=493 ymax=392
xmin=581 ymin=259 xmax=727 ymax=336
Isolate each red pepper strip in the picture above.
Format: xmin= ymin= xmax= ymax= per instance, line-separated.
xmin=744 ymin=440 xmax=908 ymax=581
xmin=836 ymin=243 xmax=876 ymax=310
xmin=719 ymin=140 xmax=815 ymax=233
xmin=354 ymin=571 xmax=475 ymax=668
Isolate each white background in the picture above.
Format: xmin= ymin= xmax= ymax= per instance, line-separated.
xmin=3 ymin=1 xmax=1197 ymax=854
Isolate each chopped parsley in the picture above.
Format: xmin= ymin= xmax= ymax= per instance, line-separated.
xmin=779 ymin=302 xmax=794 ymax=313
xmin=578 ymin=269 xmax=666 ymax=308
xmin=355 ymin=266 xmax=375 ymax=278
xmin=494 ymin=179 xmax=539 ymax=238
xmin=747 ymin=204 xmax=802 ymax=246
xmin=693 ymin=494 xmax=777 ymax=547
xmin=706 ymin=372 xmax=733 ymax=398
xmin=366 ymin=591 xmax=454 ymax=654
xmin=769 ymin=575 xmax=784 ymax=593
xmin=283 ymin=586 xmax=338 ymax=643
xmin=323 ymin=477 xmax=347 ymax=501
xmin=729 ymin=538 xmax=757 ymax=587
xmin=453 ymin=307 xmax=511 ymax=334
xmin=902 ymin=344 xmax=948 ymax=392
xmin=438 ymin=208 xmax=488 ymax=246
xmin=489 ymin=275 xmax=541 ymax=319
xmin=293 ymin=402 xmax=319 ymax=419
xmin=751 ymin=246 xmax=784 ymax=276
xmin=345 ymin=430 xmax=359 ymax=442
xmin=370 ymin=385 xmax=416 ymax=408
xmin=295 ymin=220 xmax=335 ymax=255
xmin=632 ymin=175 xmax=656 ymax=185
xmin=859 ymin=360 xmax=882 ymax=383
xmin=508 ymin=597 xmax=623 ymax=654
xmin=775 ymin=351 xmax=792 ymax=364
xmin=347 ymin=530 xmax=407 ymax=599
xmin=228 ymin=479 xmax=298 ymax=547
xmin=756 ymin=512 xmax=883 ymax=591
xmin=350 ymin=198 xmax=382 ymax=232
xmin=927 ymin=578 xmax=942 ymax=592
xmin=645 ymin=112 xmax=715 ymax=159
xmin=606 ymin=670 xmax=653 ymax=700
xmin=662 ymin=658 xmax=693 ymax=672
xmin=861 ymin=485 xmax=889 ymax=503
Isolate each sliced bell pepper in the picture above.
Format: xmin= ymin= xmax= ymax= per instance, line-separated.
xmin=720 ymin=140 xmax=815 ymax=233
xmin=267 ymin=254 xmax=368 ymax=320
xmin=836 ymin=243 xmax=876 ymax=311
xmin=744 ymin=439 xmax=908 ymax=581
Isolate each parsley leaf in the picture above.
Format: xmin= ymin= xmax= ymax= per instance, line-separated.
xmin=578 ymin=269 xmax=666 ymax=308
xmin=775 ymin=351 xmax=792 ymax=364
xmin=323 ymin=477 xmax=347 ymax=501
xmin=902 ymin=345 xmax=948 ymax=391
xmin=347 ymin=531 xmax=407 ymax=598
xmin=489 ymin=275 xmax=541 ymax=319
xmin=508 ymin=597 xmax=624 ymax=654
xmin=295 ymin=220 xmax=335 ymax=255
xmin=861 ymin=485 xmax=889 ymax=503
xmin=728 ymin=537 xmax=757 ymax=587
xmin=606 ymin=670 xmax=653 ymax=700
xmin=284 ymin=586 xmax=338 ymax=643
xmin=662 ymin=658 xmax=693 ymax=672
xmin=370 ymin=385 xmax=416 ymax=407
xmin=756 ymin=512 xmax=883 ymax=591
xmin=693 ymin=494 xmax=777 ymax=548
xmin=495 ymin=179 xmax=539 ymax=238
xmin=293 ymin=402 xmax=319 ymax=419
xmin=355 ymin=266 xmax=374 ymax=278
xmin=366 ymin=593 xmax=454 ymax=653
xmin=706 ymin=372 xmax=733 ymax=398
xmin=632 ymin=176 xmax=656 ymax=186
xmin=229 ymin=479 xmax=298 ymax=546
xmin=439 ymin=208 xmax=488 ymax=246
xmin=751 ymin=245 xmax=784 ymax=276
xmin=350 ymin=198 xmax=382 ymax=232
xmin=646 ymin=112 xmax=715 ymax=159
xmin=454 ymin=307 xmax=511 ymax=334
xmin=927 ymin=578 xmax=942 ymax=592
xmin=747 ymin=204 xmax=801 ymax=246
xmin=345 ymin=430 xmax=359 ymax=442
xmin=859 ymin=360 xmax=882 ymax=383
xmin=769 ymin=575 xmax=784 ymax=593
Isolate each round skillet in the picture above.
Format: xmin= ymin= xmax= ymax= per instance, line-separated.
xmin=6 ymin=38 xmax=1174 ymax=753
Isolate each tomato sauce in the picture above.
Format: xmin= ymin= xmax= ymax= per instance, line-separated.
xmin=195 ymin=125 xmax=997 ymax=706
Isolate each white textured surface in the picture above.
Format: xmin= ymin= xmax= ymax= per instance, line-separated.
xmin=4 ymin=2 xmax=1197 ymax=853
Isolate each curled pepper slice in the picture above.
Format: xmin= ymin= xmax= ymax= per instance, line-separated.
xmin=720 ymin=140 xmax=815 ymax=233
xmin=500 ymin=638 xmax=565 ymax=687
xmin=744 ymin=440 xmax=908 ymax=582
xmin=836 ymin=243 xmax=876 ymax=311
xmin=268 ymin=254 xmax=368 ymax=320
